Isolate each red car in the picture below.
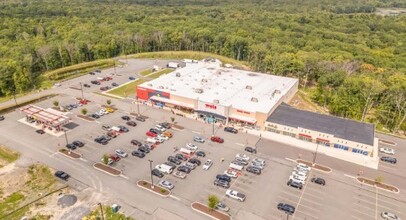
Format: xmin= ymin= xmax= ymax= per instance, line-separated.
xmin=110 ymin=154 xmax=121 ymax=162
xmin=211 ymin=136 xmax=224 ymax=143
xmin=146 ymin=131 xmax=157 ymax=137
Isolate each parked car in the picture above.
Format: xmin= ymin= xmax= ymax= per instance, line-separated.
xmin=311 ymin=177 xmax=326 ymax=186
xmin=216 ymin=174 xmax=231 ymax=182
xmin=185 ymin=143 xmax=198 ymax=151
xmin=287 ymin=179 xmax=303 ymax=189
xmin=72 ymin=140 xmax=84 ymax=147
xmin=381 ymin=211 xmax=400 ymax=220
xmin=162 ymin=131 xmax=173 ymax=138
xmin=131 ymin=150 xmax=145 ymax=158
xmin=202 ymin=159 xmax=213 ymax=170
xmin=225 ymin=189 xmax=246 ymax=202
xmin=149 ymin=128 xmax=161 ymax=134
xmin=83 ymin=83 xmax=91 ymax=88
xmin=146 ymin=131 xmax=157 ymax=137
xmin=136 ymin=116 xmax=146 ymax=122
xmin=250 ymin=162 xmax=264 ymax=170
xmin=112 ymin=82 xmax=119 ymax=87
xmin=379 ymin=147 xmax=395 ymax=155
xmin=246 ymin=166 xmax=261 ymax=175
xmin=235 ymin=153 xmax=250 ymax=161
xmin=216 ymin=202 xmax=230 ymax=212
xmin=210 ymin=136 xmax=224 ymax=143
xmin=177 ymin=165 xmax=191 ymax=173
xmin=163 ymin=161 xmax=177 ymax=169
xmin=159 ymin=122 xmax=171 ymax=129
xmin=115 ymin=149 xmax=128 ymax=158
xmin=297 ymin=163 xmax=311 ymax=171
xmin=94 ymin=136 xmax=108 ymax=145
xmin=94 ymin=69 xmax=101 ymax=73
xmin=0 ymin=115 xmax=4 ymax=121
xmin=102 ymin=124 xmax=111 ymax=131
xmin=193 ymin=136 xmax=205 ymax=143
xmin=66 ymin=143 xmax=77 ymax=150
xmin=168 ymin=156 xmax=182 ymax=165
xmin=196 ymin=151 xmax=206 ymax=157
xmin=155 ymin=124 xmax=166 ymax=132
xmin=151 ymin=169 xmax=164 ymax=178
xmin=89 ymin=72 xmax=95 ymax=75
xmin=110 ymin=154 xmax=121 ymax=162
xmin=214 ymin=179 xmax=230 ymax=189
xmin=121 ymin=115 xmax=130 ymax=121
xmin=224 ymin=169 xmax=238 ymax=178
xmin=188 ymin=158 xmax=201 ymax=166
xmin=159 ymin=180 xmax=174 ymax=190
xmin=381 ymin=156 xmax=397 ymax=164
xmin=184 ymin=162 xmax=197 ymax=170
xmin=224 ymin=127 xmax=238 ymax=134
xmin=172 ymin=171 xmax=187 ymax=179
xmin=252 ymin=158 xmax=265 ymax=165
xmin=129 ymin=76 xmax=136 ymax=80
xmin=126 ymin=121 xmax=137 ymax=127
xmin=277 ymin=203 xmax=295 ymax=214
xmin=54 ymin=171 xmax=70 ymax=180
xmin=131 ymin=139 xmax=142 ymax=146
xmin=91 ymin=114 xmax=100 ymax=119
xmin=138 ymin=146 xmax=150 ymax=153
xmin=244 ymin=146 xmax=257 ymax=153
xmin=36 ymin=129 xmax=45 ymax=134
xmin=175 ymin=153 xmax=187 ymax=161
xmin=231 ymin=160 xmax=247 ymax=167
xmin=101 ymin=157 xmax=114 ymax=165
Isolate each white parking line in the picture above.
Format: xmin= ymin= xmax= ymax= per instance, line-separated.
xmin=79 ymin=158 xmax=88 ymax=162
xmin=169 ymin=195 xmax=181 ymax=201
xmin=192 ymin=131 xmax=200 ymax=134
xmin=94 ymin=121 xmax=100 ymax=124
xmin=300 ymin=197 xmax=323 ymax=206
xmin=49 ymin=152 xmax=58 ymax=157
xmin=285 ymin=157 xmax=296 ymax=163
xmin=344 ymin=174 xmax=357 ymax=179
xmin=235 ymin=143 xmax=244 ymax=146
xmin=120 ymin=174 xmax=129 ymax=179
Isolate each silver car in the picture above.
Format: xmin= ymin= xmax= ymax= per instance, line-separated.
xmin=184 ymin=162 xmax=197 ymax=170
xmin=159 ymin=180 xmax=174 ymax=190
xmin=115 ymin=149 xmax=128 ymax=158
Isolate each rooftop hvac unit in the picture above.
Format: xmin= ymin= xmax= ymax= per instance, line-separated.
xmin=201 ymin=79 xmax=208 ymax=83
xmin=170 ymin=88 xmax=176 ymax=91
xmin=246 ymin=85 xmax=252 ymax=90
xmin=195 ymin=89 xmax=204 ymax=94
xmin=147 ymin=83 xmax=153 ymax=87
xmin=213 ymin=99 xmax=219 ymax=104
xmin=176 ymin=72 xmax=181 ymax=77
xmin=251 ymin=97 xmax=258 ymax=103
xmin=248 ymin=73 xmax=258 ymax=77
xmin=158 ymin=86 xmax=164 ymax=89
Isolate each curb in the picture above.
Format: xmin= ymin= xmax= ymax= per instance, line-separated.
xmin=356 ymin=177 xmax=400 ymax=194
xmin=191 ymin=202 xmax=231 ymax=220
xmin=136 ymin=180 xmax=171 ymax=198
xmin=296 ymin=159 xmax=332 ymax=174
xmin=92 ymin=163 xmax=121 ymax=177
xmin=58 ymin=150 xmax=81 ymax=160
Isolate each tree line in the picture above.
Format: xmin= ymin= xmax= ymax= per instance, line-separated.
xmin=0 ymin=0 xmax=405 ymax=133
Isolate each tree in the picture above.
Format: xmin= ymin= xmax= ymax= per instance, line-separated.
xmin=208 ymin=195 xmax=219 ymax=211
xmin=53 ymin=100 xmax=59 ymax=107
xmin=81 ymin=108 xmax=88 ymax=115
xmin=170 ymin=117 xmax=175 ymax=124
xmin=102 ymin=154 xmax=109 ymax=165
xmin=106 ymin=99 xmax=112 ymax=106
xmin=375 ymin=176 xmax=383 ymax=184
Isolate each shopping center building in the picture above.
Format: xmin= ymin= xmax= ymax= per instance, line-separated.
xmin=136 ymin=59 xmax=299 ymax=129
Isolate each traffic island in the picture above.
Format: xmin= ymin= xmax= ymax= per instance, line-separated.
xmin=93 ymin=163 xmax=121 ymax=176
xmin=59 ymin=149 xmax=81 ymax=159
xmin=170 ymin=124 xmax=184 ymax=130
xmin=296 ymin=159 xmax=332 ymax=173
xmin=130 ymin=113 xmax=149 ymax=119
xmin=137 ymin=180 xmax=170 ymax=197
xmin=357 ymin=177 xmax=399 ymax=193
xmin=191 ymin=202 xmax=231 ymax=220
xmin=77 ymin=115 xmax=95 ymax=122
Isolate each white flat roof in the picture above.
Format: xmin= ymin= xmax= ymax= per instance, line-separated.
xmin=139 ymin=60 xmax=298 ymax=113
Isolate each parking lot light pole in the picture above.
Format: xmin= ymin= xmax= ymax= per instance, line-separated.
xmin=148 ymin=159 xmax=154 ymax=189
xmin=79 ymin=82 xmax=85 ymax=100
xmin=312 ymin=142 xmax=319 ymax=165
xmin=136 ymin=96 xmax=140 ymax=116
xmin=13 ymin=89 xmax=18 ymax=107
xmin=211 ymin=115 xmax=215 ymax=136
xmin=98 ymin=202 xmax=104 ymax=220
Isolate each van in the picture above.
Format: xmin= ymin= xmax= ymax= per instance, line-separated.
xmin=180 ymin=148 xmax=193 ymax=156
xmin=155 ymin=164 xmax=174 ymax=174
xmin=229 ymin=163 xmax=244 ymax=171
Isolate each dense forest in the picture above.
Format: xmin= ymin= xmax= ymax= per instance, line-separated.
xmin=0 ymin=0 xmax=405 ymax=133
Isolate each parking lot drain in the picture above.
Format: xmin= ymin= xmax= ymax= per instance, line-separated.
xmin=191 ymin=202 xmax=231 ymax=220
xmin=93 ymin=163 xmax=121 ymax=176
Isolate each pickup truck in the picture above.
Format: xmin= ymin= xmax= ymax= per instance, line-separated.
xmin=225 ymin=189 xmax=246 ymax=202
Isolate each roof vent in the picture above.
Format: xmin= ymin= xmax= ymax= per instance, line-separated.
xmin=195 ymin=88 xmax=204 ymax=94
xmin=201 ymin=79 xmax=208 ymax=83
xmin=176 ymin=72 xmax=181 ymax=77
xmin=213 ymin=99 xmax=219 ymax=104
xmin=158 ymin=86 xmax=164 ymax=89
xmin=246 ymin=85 xmax=252 ymax=90
xmin=251 ymin=97 xmax=258 ymax=102
xmin=230 ymin=82 xmax=234 ymax=85
xmin=147 ymin=83 xmax=153 ymax=87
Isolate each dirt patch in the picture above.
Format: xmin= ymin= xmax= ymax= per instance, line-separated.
xmin=59 ymin=149 xmax=81 ymax=159
xmin=77 ymin=115 xmax=95 ymax=122
xmin=296 ymin=159 xmax=332 ymax=173
xmin=191 ymin=202 xmax=231 ymax=220
xmin=357 ymin=177 xmax=399 ymax=193
xmin=288 ymin=91 xmax=327 ymax=114
xmin=93 ymin=163 xmax=121 ymax=176
xmin=170 ymin=124 xmax=184 ymax=130
xmin=137 ymin=180 xmax=170 ymax=196
xmin=0 ymin=145 xmax=20 ymax=168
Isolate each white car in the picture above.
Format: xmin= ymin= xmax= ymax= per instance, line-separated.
xmin=193 ymin=136 xmax=205 ymax=143
xmin=202 ymin=159 xmax=213 ymax=170
xmin=146 ymin=137 xmax=159 ymax=144
xmin=158 ymin=134 xmax=169 ymax=141
xmin=158 ymin=180 xmax=174 ymax=190
xmin=289 ymin=175 xmax=306 ymax=185
xmin=294 ymin=166 xmax=309 ymax=174
xmin=115 ymin=149 xmax=128 ymax=158
xmin=379 ymin=147 xmax=395 ymax=155
xmin=250 ymin=162 xmax=264 ymax=170
xmin=155 ymin=125 xmax=166 ymax=132
xmin=184 ymin=162 xmax=197 ymax=170
xmin=172 ymin=171 xmax=186 ymax=179
xmin=252 ymin=158 xmax=265 ymax=165
xmin=297 ymin=163 xmax=311 ymax=172
xmin=292 ymin=170 xmax=307 ymax=178
xmin=224 ymin=169 xmax=238 ymax=178
xmin=225 ymin=189 xmax=246 ymax=202
xmin=155 ymin=136 xmax=166 ymax=143
xmin=290 ymin=174 xmax=306 ymax=182
xmin=185 ymin=143 xmax=198 ymax=151
xmin=235 ymin=153 xmax=250 ymax=161
xmin=381 ymin=211 xmax=400 ymax=220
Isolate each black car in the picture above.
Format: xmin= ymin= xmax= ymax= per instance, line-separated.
xmin=177 ymin=165 xmax=191 ymax=174
xmin=232 ymin=159 xmax=248 ymax=166
xmin=246 ymin=166 xmax=261 ymax=175
xmin=54 ymin=171 xmax=70 ymax=180
xmin=36 ymin=129 xmax=45 ymax=134
xmin=126 ymin=121 xmax=137 ymax=127
xmin=112 ymin=82 xmax=119 ymax=87
xmin=91 ymin=80 xmax=100 ymax=85
xmin=287 ymin=179 xmax=303 ymax=189
xmin=131 ymin=150 xmax=145 ymax=158
xmin=159 ymin=122 xmax=171 ymax=129
xmin=135 ymin=116 xmax=146 ymax=122
xmin=118 ymin=125 xmax=129 ymax=132
xmin=121 ymin=115 xmax=130 ymax=121
xmin=72 ymin=140 xmax=84 ymax=147
xmin=149 ymin=128 xmax=161 ymax=134
xmin=196 ymin=151 xmax=206 ymax=157
xmin=101 ymin=135 xmax=112 ymax=141
xmin=188 ymin=158 xmax=201 ymax=166
xmin=175 ymin=154 xmax=187 ymax=161
xmin=216 ymin=174 xmax=231 ymax=182
xmin=277 ymin=203 xmax=295 ymax=214
xmin=381 ymin=156 xmax=397 ymax=164
xmin=66 ymin=143 xmax=77 ymax=150
xmin=245 ymin=146 xmax=257 ymax=153
xmin=152 ymin=169 xmax=164 ymax=178
xmin=138 ymin=146 xmax=150 ymax=153
xmin=140 ymin=143 xmax=153 ymax=150
xmin=163 ymin=161 xmax=177 ymax=169
xmin=168 ymin=156 xmax=182 ymax=165
xmin=311 ymin=177 xmax=326 ymax=186
xmin=94 ymin=137 xmax=108 ymax=145
xmin=95 ymin=69 xmax=101 ymax=73
xmin=91 ymin=114 xmax=100 ymax=119
xmin=131 ymin=139 xmax=142 ymax=146
xmin=129 ymin=76 xmax=136 ymax=80
xmin=214 ymin=179 xmax=230 ymax=188
xmin=83 ymin=84 xmax=91 ymax=88
xmin=0 ymin=115 xmax=4 ymax=121
xmin=89 ymin=72 xmax=95 ymax=75
xmin=224 ymin=127 xmax=238 ymax=134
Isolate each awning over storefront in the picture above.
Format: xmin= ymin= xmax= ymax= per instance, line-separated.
xmin=195 ymin=110 xmax=227 ymax=120
xmin=19 ymin=105 xmax=70 ymax=127
xmin=299 ymin=133 xmax=312 ymax=138
xmin=228 ymin=114 xmax=257 ymax=124
xmin=150 ymin=96 xmax=194 ymax=109
xmin=316 ymin=138 xmax=330 ymax=142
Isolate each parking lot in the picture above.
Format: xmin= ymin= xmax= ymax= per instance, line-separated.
xmin=0 ymin=58 xmax=405 ymax=220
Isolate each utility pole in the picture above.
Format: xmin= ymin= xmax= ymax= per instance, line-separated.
xmin=148 ymin=159 xmax=154 ymax=188
xmin=79 ymin=82 xmax=84 ymax=100
xmin=98 ymin=203 xmax=104 ymax=220
xmin=136 ymin=96 xmax=140 ymax=116
xmin=64 ymin=130 xmax=69 ymax=145
xmin=313 ymin=142 xmax=319 ymax=165
xmin=113 ymin=60 xmax=117 ymax=75
xmin=211 ymin=115 xmax=215 ymax=136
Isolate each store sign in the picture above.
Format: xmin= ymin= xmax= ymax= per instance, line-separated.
xmin=197 ymin=101 xmax=226 ymax=116
xmin=205 ymin=104 xmax=217 ymax=109
xmin=236 ymin=109 xmax=250 ymax=115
